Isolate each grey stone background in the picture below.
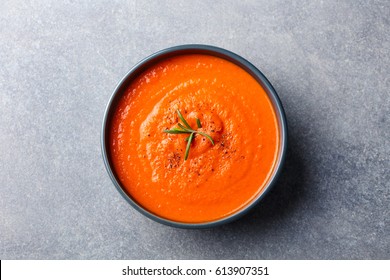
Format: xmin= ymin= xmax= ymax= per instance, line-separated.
xmin=0 ymin=0 xmax=389 ymax=259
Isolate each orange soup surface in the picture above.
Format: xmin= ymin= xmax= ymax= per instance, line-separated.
xmin=109 ymin=54 xmax=279 ymax=223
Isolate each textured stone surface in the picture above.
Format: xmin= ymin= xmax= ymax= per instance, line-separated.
xmin=0 ymin=0 xmax=389 ymax=259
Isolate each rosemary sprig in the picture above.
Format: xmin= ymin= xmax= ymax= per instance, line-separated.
xmin=185 ymin=132 xmax=195 ymax=160
xmin=196 ymin=118 xmax=202 ymax=128
xmin=163 ymin=110 xmax=215 ymax=160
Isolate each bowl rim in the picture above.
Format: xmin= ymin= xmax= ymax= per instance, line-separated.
xmin=101 ymin=44 xmax=288 ymax=229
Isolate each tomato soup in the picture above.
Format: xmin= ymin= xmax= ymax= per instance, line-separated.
xmin=108 ymin=54 xmax=280 ymax=223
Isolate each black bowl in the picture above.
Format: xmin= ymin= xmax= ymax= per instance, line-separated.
xmin=101 ymin=44 xmax=287 ymax=228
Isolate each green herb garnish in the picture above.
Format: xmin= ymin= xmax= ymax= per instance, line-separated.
xmin=163 ymin=110 xmax=215 ymax=160
xmin=196 ymin=118 xmax=202 ymax=128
